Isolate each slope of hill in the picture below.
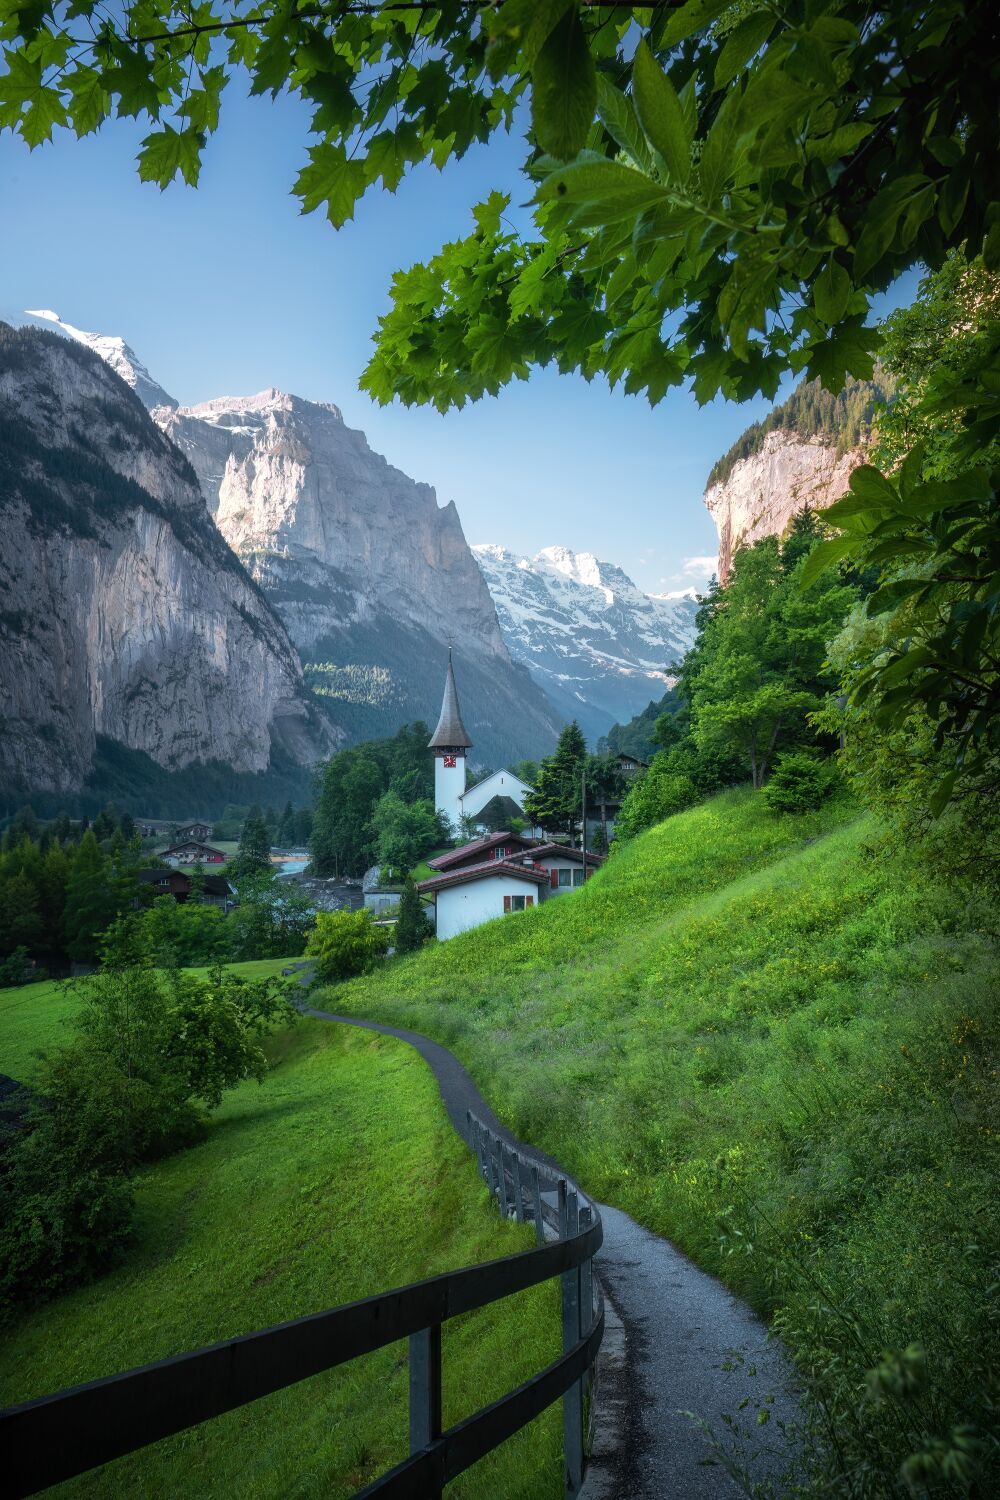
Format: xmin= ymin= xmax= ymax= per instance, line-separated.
xmin=0 ymin=992 xmax=561 ymax=1498
xmin=0 ymin=324 xmax=337 ymax=795
xmin=704 ymin=375 xmax=893 ymax=582
xmin=473 ymin=543 xmax=697 ymax=743
xmin=330 ymin=790 xmax=1000 ymax=1494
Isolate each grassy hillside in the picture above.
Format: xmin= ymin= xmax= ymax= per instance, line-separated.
xmin=0 ymin=985 xmax=561 ymax=1498
xmin=329 ymin=790 xmax=1000 ymax=1493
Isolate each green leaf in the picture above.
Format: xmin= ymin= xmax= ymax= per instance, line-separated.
xmin=866 ymin=578 xmax=929 ymax=616
xmin=67 ymin=65 xmax=108 ymax=137
xmin=293 ymin=141 xmax=367 ymax=227
xmin=137 ymin=124 xmax=204 ymax=189
xmin=714 ymin=11 xmax=773 ymax=89
xmin=814 ymin=259 xmax=851 ymax=325
xmin=798 ymin=535 xmax=857 ymax=589
xmin=596 ymin=74 xmax=650 ymax=172
xmin=652 ymin=0 xmax=729 ymax=48
xmin=531 ymin=4 xmax=596 ymax=161
xmin=848 ymin=464 xmax=899 ymax=506
xmin=536 ymin=157 xmax=666 ymax=222
xmin=699 ymin=87 xmax=746 ymax=203
xmin=928 ymin=769 xmax=959 ymax=818
xmin=806 ymin=324 xmax=879 ymax=392
xmin=632 ymin=40 xmax=691 ymax=186
xmin=20 ymin=81 xmax=66 ymax=145
xmin=486 ymin=0 xmax=572 ymax=75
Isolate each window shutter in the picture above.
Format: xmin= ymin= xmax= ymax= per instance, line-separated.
xmin=526 ymin=895 xmax=533 ymax=907
xmin=503 ymin=895 xmax=511 ymax=913
xmin=550 ymin=868 xmax=558 ymax=888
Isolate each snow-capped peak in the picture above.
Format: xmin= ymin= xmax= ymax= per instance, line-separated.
xmin=472 ymin=542 xmax=699 ymax=742
xmin=24 ymin=308 xmax=177 ymax=410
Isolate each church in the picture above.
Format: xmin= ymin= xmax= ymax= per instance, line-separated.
xmin=427 ymin=651 xmax=538 ymax=835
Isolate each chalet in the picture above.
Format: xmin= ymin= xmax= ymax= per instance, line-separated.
xmin=417 ymin=858 xmax=548 ymax=941
xmin=417 ymin=835 xmax=604 ymax=939
xmin=134 ymin=869 xmax=234 ymax=909
xmin=175 ymin=820 xmax=214 ymax=843
xmin=615 ymin=753 xmax=648 ymax=777
xmin=531 ymin=843 xmax=604 ymax=893
xmin=159 ymin=840 xmax=227 ymax=867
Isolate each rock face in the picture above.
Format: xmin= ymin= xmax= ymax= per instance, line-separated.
xmin=472 ymin=544 xmax=699 ymax=743
xmin=704 ymin=430 xmax=864 ymax=584
xmin=0 ymin=324 xmax=339 ymax=794
xmin=155 ymin=391 xmax=562 ymax=766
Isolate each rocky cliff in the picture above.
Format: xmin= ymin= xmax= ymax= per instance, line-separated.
xmin=155 ymin=390 xmax=562 ymax=765
xmin=0 ymin=324 xmax=338 ymax=794
xmin=703 ymin=374 xmax=891 ymax=582
xmin=473 ymin=544 xmax=698 ymax=743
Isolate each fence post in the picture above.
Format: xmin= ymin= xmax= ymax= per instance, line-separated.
xmin=409 ymin=1324 xmax=442 ymax=1497
xmin=496 ymin=1137 xmax=512 ymax=1219
xmin=561 ymin=1188 xmax=583 ymax=1497
xmin=472 ymin=1116 xmax=488 ymax=1185
xmin=511 ymin=1151 xmax=526 ymax=1223
xmin=531 ymin=1164 xmax=545 ymax=1245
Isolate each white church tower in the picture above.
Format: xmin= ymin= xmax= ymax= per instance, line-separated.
xmin=429 ymin=649 xmax=473 ymax=834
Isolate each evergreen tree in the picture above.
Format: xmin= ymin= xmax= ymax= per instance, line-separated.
xmin=277 ymin=800 xmax=295 ymax=845
xmin=232 ymin=816 xmax=272 ymax=878
xmin=63 ymin=831 xmax=117 ymax=965
xmin=394 ymin=877 xmax=432 ymax=954
xmin=524 ymin=723 xmax=587 ymax=839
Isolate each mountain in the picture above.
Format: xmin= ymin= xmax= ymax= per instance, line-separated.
xmin=704 ymin=374 xmax=892 ymax=582
xmin=153 ymin=391 xmax=562 ymax=767
xmin=24 ymin=309 xmax=178 ymax=411
xmin=0 ymin=322 xmax=338 ymax=795
xmin=472 ymin=544 xmax=699 ymax=743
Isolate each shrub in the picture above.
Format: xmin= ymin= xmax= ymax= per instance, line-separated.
xmin=0 ymin=948 xmax=37 ymax=987
xmin=762 ymin=752 xmax=838 ymax=813
xmin=305 ymin=909 xmax=390 ymax=983
xmin=394 ymin=878 xmax=433 ymax=955
xmin=612 ymin=755 xmax=697 ymax=843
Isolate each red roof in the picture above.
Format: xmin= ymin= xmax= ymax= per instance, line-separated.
xmin=417 ymin=859 xmax=549 ymax=895
xmin=530 ymin=843 xmax=605 ymax=866
xmin=427 ymin=832 xmax=535 ymax=872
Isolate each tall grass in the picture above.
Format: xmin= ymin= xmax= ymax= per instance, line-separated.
xmin=330 ymin=790 xmax=1000 ymax=1496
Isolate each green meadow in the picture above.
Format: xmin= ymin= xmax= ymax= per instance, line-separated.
xmin=0 ymin=975 xmax=561 ymax=1499
xmin=330 ymin=790 xmax=1000 ymax=1490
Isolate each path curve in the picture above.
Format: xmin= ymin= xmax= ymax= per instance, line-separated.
xmin=300 ymin=998 xmax=801 ymax=1498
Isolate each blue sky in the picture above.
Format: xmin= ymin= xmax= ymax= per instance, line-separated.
xmin=1 ymin=83 xmax=915 ymax=594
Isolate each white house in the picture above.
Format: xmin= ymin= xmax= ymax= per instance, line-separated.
xmin=418 ymin=858 xmax=548 ymax=941
xmin=428 ymin=654 xmax=541 ymax=835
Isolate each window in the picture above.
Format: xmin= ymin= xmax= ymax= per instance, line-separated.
xmin=503 ymin=894 xmax=534 ymax=912
xmin=558 ymin=868 xmax=573 ymax=887
xmin=573 ymin=869 xmax=585 ymax=887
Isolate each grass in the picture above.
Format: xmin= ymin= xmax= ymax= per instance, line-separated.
xmin=0 ymin=958 xmax=295 ymax=1085
xmin=409 ymin=847 xmax=453 ymax=884
xmin=325 ymin=788 xmax=1000 ymax=1494
xmin=0 ymin=1007 xmax=561 ymax=1498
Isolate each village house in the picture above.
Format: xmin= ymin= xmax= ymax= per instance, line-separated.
xmin=158 ymin=840 xmax=228 ymax=867
xmin=418 ymin=834 xmax=603 ymax=940
xmin=174 ymin=820 xmax=214 ymax=843
xmin=134 ymin=869 xmax=234 ymax=909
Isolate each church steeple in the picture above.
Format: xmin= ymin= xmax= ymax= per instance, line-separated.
xmin=428 ymin=648 xmax=473 ymax=751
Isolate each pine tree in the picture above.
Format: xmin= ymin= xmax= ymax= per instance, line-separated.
xmin=233 ymin=816 xmax=272 ymax=878
xmin=524 ymin=722 xmax=587 ymax=839
xmin=394 ymin=877 xmax=432 ymax=954
xmin=63 ymin=831 xmax=116 ymax=965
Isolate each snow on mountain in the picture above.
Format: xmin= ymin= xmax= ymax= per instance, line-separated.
xmin=473 ymin=543 xmax=699 ymax=743
xmin=23 ymin=309 xmax=178 ymax=410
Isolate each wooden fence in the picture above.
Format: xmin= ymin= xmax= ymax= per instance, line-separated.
xmin=2 ymin=1108 xmax=603 ymax=1499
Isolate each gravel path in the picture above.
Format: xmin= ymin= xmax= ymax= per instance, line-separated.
xmin=300 ymin=995 xmax=801 ymax=1497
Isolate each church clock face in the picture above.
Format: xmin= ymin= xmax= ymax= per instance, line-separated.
xmin=443 ymin=754 xmax=457 ymax=768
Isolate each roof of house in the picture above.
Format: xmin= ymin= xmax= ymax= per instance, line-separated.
xmin=427 ymin=831 xmax=536 ymax=872
xmin=428 ymin=649 xmax=473 ymax=750
xmin=136 ymin=868 xmax=232 ymax=896
xmin=417 ymin=859 xmax=549 ymax=895
xmin=530 ymin=843 xmax=606 ymax=866
xmin=159 ymin=841 xmax=227 ymax=858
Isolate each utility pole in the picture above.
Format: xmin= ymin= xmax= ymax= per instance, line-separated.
xmin=581 ymin=770 xmax=587 ymax=874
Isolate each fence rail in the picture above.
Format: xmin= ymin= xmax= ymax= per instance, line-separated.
xmin=2 ymin=1108 xmax=603 ymax=1499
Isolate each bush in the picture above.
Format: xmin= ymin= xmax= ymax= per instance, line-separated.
xmin=612 ymin=755 xmax=697 ymax=843
xmin=305 ymin=910 xmax=391 ymax=983
xmin=0 ymin=948 xmax=37 ymax=987
xmin=394 ymin=878 xmax=433 ymax=955
xmin=762 ymin=751 xmax=838 ymax=813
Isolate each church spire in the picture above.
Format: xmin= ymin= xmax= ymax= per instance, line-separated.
xmin=428 ymin=648 xmax=473 ymax=750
